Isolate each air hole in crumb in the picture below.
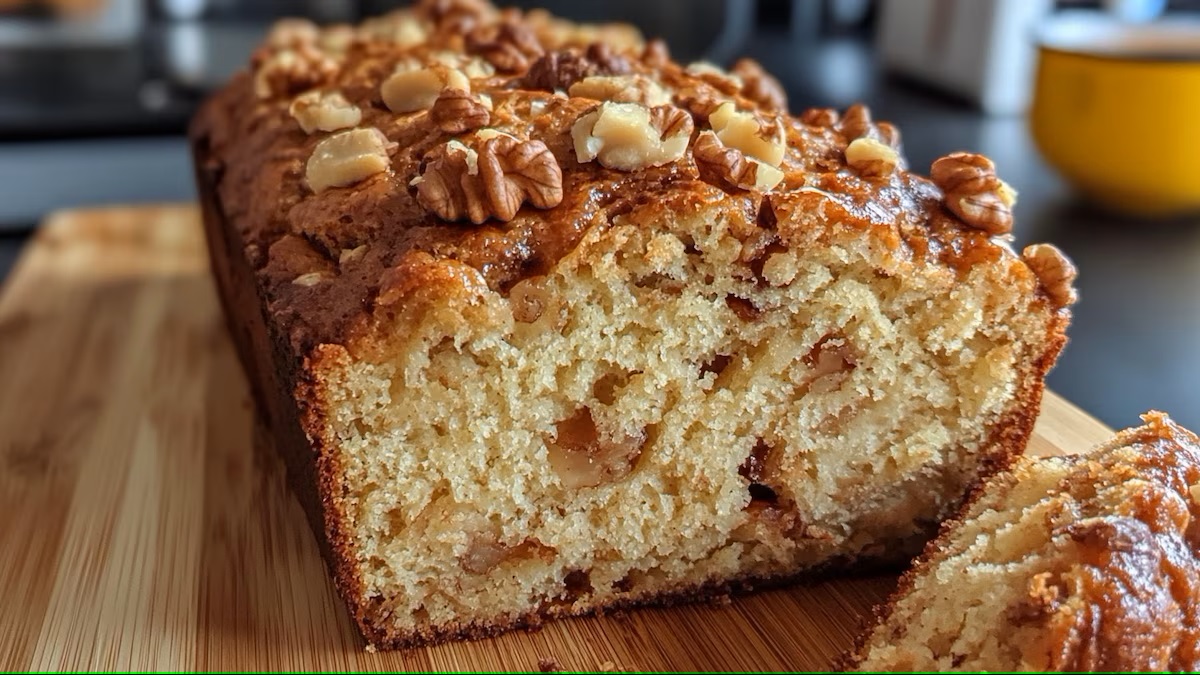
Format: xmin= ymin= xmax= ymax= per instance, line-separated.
xmin=740 ymin=440 xmax=779 ymax=505
xmin=338 ymin=214 xmax=353 ymax=225
xmin=547 ymin=408 xmax=646 ymax=489
xmin=748 ymin=483 xmax=778 ymax=503
xmin=613 ymin=575 xmax=635 ymax=593
xmin=563 ymin=569 xmax=593 ymax=600
xmin=700 ymin=353 xmax=733 ymax=379
xmin=351 ymin=418 xmax=370 ymax=438
xmin=725 ymin=295 xmax=762 ymax=321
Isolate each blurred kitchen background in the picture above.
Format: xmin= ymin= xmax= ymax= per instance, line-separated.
xmin=1 ymin=0 xmax=1198 ymax=431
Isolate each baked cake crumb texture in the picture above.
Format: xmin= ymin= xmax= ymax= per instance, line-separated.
xmin=853 ymin=412 xmax=1200 ymax=672
xmin=191 ymin=0 xmax=1078 ymax=648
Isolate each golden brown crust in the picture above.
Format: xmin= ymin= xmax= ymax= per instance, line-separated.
xmin=847 ymin=412 xmax=1200 ymax=672
xmin=190 ymin=0 xmax=1072 ymax=360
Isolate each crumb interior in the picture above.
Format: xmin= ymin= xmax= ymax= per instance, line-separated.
xmin=313 ymin=192 xmax=1054 ymax=639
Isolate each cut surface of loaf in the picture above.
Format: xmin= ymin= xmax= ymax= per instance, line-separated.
xmin=852 ymin=411 xmax=1200 ymax=672
xmin=191 ymin=0 xmax=1076 ymax=648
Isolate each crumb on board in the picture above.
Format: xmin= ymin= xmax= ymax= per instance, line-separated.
xmin=537 ymin=657 xmax=561 ymax=672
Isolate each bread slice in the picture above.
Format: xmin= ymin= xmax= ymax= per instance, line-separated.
xmin=191 ymin=0 xmax=1075 ymax=648
xmin=851 ymin=412 xmax=1200 ymax=671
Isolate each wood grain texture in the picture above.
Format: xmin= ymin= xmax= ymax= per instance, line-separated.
xmin=0 ymin=205 xmax=1113 ymax=672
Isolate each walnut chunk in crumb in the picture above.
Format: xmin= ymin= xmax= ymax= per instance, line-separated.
xmin=289 ymin=90 xmax=362 ymax=134
xmin=931 ymin=151 xmax=1017 ymax=235
xmin=693 ymin=130 xmax=783 ymax=192
xmin=381 ymin=64 xmax=469 ymax=114
xmin=572 ymin=101 xmax=693 ymax=171
xmin=1021 ymin=243 xmax=1078 ymax=308
xmin=416 ymin=132 xmax=563 ymax=223
xmin=305 ymin=127 xmax=394 ymax=193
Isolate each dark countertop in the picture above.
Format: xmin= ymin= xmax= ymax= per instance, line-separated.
xmin=1 ymin=27 xmax=1198 ymax=433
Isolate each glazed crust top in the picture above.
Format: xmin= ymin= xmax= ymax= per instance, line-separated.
xmin=1015 ymin=412 xmax=1200 ymax=672
xmin=190 ymin=0 xmax=1074 ymax=356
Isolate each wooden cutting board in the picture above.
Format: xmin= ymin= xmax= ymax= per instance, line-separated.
xmin=0 ymin=205 xmax=1112 ymax=672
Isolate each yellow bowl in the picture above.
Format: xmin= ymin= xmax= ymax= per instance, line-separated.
xmin=1031 ymin=16 xmax=1200 ymax=216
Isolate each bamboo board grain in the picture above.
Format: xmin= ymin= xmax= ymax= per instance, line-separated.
xmin=0 ymin=205 xmax=1113 ymax=672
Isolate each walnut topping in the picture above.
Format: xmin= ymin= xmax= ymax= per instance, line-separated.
xmin=253 ymin=46 xmax=338 ymax=100
xmin=421 ymin=0 xmax=496 ymax=34
xmin=839 ymin=103 xmax=901 ymax=149
xmin=357 ymin=9 xmax=430 ymax=47
xmin=571 ymin=101 xmax=693 ymax=171
xmin=305 ymin=127 xmax=394 ymax=193
xmin=568 ymin=74 xmax=670 ymax=106
xmin=466 ymin=17 xmax=544 ymax=73
xmin=265 ymin=18 xmax=320 ymax=49
xmin=693 ymin=130 xmax=783 ymax=192
xmin=931 ymin=151 xmax=1018 ymax=234
xmin=1022 ymin=244 xmax=1078 ymax=308
xmin=641 ymin=38 xmax=669 ymax=68
xmin=381 ymin=64 xmax=470 ymax=114
xmin=709 ymin=102 xmax=785 ymax=167
xmin=429 ymin=88 xmax=491 ymax=133
xmin=731 ymin=58 xmax=787 ymax=112
xmin=417 ymin=132 xmax=563 ymax=223
xmin=291 ymin=271 xmax=332 ymax=287
xmin=800 ymin=107 xmax=839 ymax=127
xmin=289 ymin=90 xmax=362 ymax=134
xmin=521 ymin=44 xmax=631 ymax=92
xmin=845 ymin=137 xmax=900 ymax=177
xmin=686 ymin=61 xmax=744 ymax=95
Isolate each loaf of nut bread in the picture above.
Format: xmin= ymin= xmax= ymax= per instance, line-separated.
xmin=190 ymin=0 xmax=1077 ymax=648
xmin=852 ymin=412 xmax=1200 ymax=672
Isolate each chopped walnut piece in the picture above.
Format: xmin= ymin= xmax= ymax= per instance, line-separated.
xmin=357 ymin=9 xmax=430 ymax=47
xmin=429 ymin=88 xmax=491 ymax=133
xmin=731 ymin=58 xmax=787 ymax=112
xmin=420 ymin=0 xmax=496 ymax=34
xmin=800 ymin=107 xmax=839 ymax=127
xmin=381 ymin=64 xmax=470 ymax=113
xmin=546 ymin=408 xmax=645 ymax=489
xmin=265 ymin=18 xmax=320 ymax=49
xmin=686 ymin=61 xmax=744 ymax=95
xmin=641 ymin=39 xmax=669 ymax=68
xmin=568 ymin=74 xmax=670 ymax=106
xmin=845 ymin=137 xmax=900 ymax=178
xmin=305 ymin=128 xmax=394 ymax=193
xmin=521 ymin=44 xmax=631 ymax=92
xmin=838 ymin=103 xmax=902 ymax=149
xmin=572 ymin=101 xmax=693 ymax=171
xmin=289 ymin=90 xmax=362 ymax=134
xmin=466 ymin=17 xmax=544 ymax=73
xmin=417 ymin=132 xmax=563 ymax=223
xmin=709 ymin=102 xmax=785 ymax=167
xmin=693 ymin=130 xmax=783 ymax=192
xmin=1022 ymin=244 xmax=1078 ymax=308
xmin=291 ymin=271 xmax=332 ymax=287
xmin=931 ymin=151 xmax=1018 ymax=235
xmin=253 ymin=45 xmax=339 ymax=100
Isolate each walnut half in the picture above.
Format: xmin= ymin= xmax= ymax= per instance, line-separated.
xmin=931 ymin=151 xmax=1018 ymax=235
xmin=693 ymin=130 xmax=783 ymax=192
xmin=381 ymin=64 xmax=470 ymax=114
xmin=572 ymin=101 xmax=693 ymax=171
xmin=289 ymin=90 xmax=362 ymax=134
xmin=415 ymin=132 xmax=563 ymax=223
xmin=1022 ymin=243 xmax=1078 ymax=308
